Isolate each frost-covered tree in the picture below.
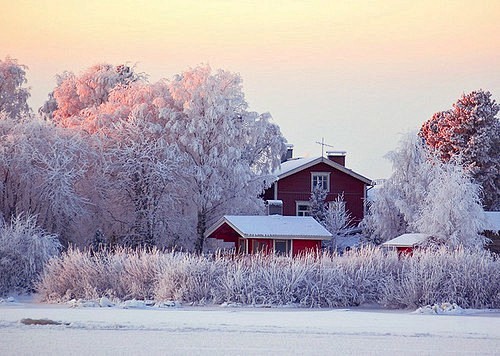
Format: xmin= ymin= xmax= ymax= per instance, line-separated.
xmin=419 ymin=90 xmax=500 ymax=210
xmin=0 ymin=56 xmax=30 ymax=119
xmin=309 ymin=186 xmax=328 ymax=223
xmin=310 ymin=189 xmax=353 ymax=251
xmin=40 ymin=63 xmax=145 ymax=129
xmin=323 ymin=194 xmax=353 ymax=237
xmin=364 ymin=133 xmax=487 ymax=249
xmin=103 ymin=115 xmax=184 ymax=248
xmin=414 ymin=162 xmax=487 ymax=249
xmin=0 ymin=113 xmax=93 ymax=244
xmin=32 ymin=63 xmax=285 ymax=250
xmin=363 ymin=133 xmax=433 ymax=243
xmin=166 ymin=65 xmax=286 ymax=252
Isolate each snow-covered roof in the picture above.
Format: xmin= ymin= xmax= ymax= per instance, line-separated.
xmin=205 ymin=215 xmax=333 ymax=240
xmin=275 ymin=157 xmax=372 ymax=185
xmin=382 ymin=233 xmax=432 ymax=248
xmin=266 ymin=200 xmax=283 ymax=206
xmin=485 ymin=212 xmax=500 ymax=232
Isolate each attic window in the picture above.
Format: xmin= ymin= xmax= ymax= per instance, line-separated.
xmin=311 ymin=172 xmax=330 ymax=192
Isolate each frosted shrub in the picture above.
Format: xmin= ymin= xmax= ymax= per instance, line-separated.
xmin=0 ymin=214 xmax=61 ymax=295
xmin=381 ymin=247 xmax=500 ymax=309
xmin=118 ymin=248 xmax=165 ymax=300
xmin=154 ymin=253 xmax=224 ymax=303
xmin=333 ymin=247 xmax=398 ymax=306
xmin=38 ymin=247 xmax=164 ymax=301
xmin=237 ymin=254 xmax=317 ymax=306
xmin=37 ymin=247 xmax=107 ymax=301
xmin=440 ymin=248 xmax=500 ymax=308
xmin=381 ymin=249 xmax=450 ymax=308
xmin=37 ymin=246 xmax=500 ymax=309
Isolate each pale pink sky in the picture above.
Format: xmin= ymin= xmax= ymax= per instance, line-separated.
xmin=2 ymin=0 xmax=499 ymax=178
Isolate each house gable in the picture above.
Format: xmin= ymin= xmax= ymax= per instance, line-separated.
xmin=265 ymin=158 xmax=372 ymax=222
xmin=277 ymin=157 xmax=372 ymax=185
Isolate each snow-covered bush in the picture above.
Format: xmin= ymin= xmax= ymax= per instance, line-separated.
xmin=0 ymin=214 xmax=61 ymax=295
xmin=37 ymin=247 xmax=166 ymax=301
xmin=215 ymin=253 xmax=318 ymax=306
xmin=37 ymin=246 xmax=500 ymax=309
xmin=381 ymin=247 xmax=500 ymax=309
xmin=38 ymin=247 xmax=392 ymax=307
xmin=154 ymin=253 xmax=225 ymax=303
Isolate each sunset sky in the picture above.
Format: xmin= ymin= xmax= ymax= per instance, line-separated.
xmin=2 ymin=0 xmax=499 ymax=178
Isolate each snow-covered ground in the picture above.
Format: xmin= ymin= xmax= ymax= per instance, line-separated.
xmin=1 ymin=298 xmax=499 ymax=355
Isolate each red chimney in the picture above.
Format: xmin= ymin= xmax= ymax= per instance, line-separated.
xmin=326 ymin=150 xmax=346 ymax=166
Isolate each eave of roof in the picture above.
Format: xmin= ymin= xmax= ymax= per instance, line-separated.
xmin=276 ymin=157 xmax=373 ymax=185
xmin=382 ymin=233 xmax=432 ymax=248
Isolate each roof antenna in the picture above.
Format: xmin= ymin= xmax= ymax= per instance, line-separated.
xmin=315 ymin=138 xmax=334 ymax=157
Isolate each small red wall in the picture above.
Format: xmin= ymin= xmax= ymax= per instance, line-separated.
xmin=249 ymin=239 xmax=272 ymax=254
xmin=396 ymin=246 xmax=414 ymax=257
xmin=207 ymin=223 xmax=240 ymax=244
xmin=292 ymin=240 xmax=321 ymax=257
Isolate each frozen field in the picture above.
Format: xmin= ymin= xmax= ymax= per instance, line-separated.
xmin=1 ymin=299 xmax=499 ymax=355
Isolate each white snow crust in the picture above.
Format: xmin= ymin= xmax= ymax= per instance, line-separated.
xmin=1 ymin=297 xmax=499 ymax=355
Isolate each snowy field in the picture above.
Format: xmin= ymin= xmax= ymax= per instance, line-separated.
xmin=1 ymin=298 xmax=499 ymax=355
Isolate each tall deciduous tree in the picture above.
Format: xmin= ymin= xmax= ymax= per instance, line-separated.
xmin=0 ymin=56 xmax=30 ymax=119
xmin=103 ymin=115 xmax=183 ymax=248
xmin=166 ymin=65 xmax=286 ymax=253
xmin=0 ymin=113 xmax=93 ymax=245
xmin=419 ymin=90 xmax=500 ymax=210
xmin=415 ymin=161 xmax=488 ymax=249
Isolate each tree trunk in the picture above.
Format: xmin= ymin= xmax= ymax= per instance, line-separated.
xmin=194 ymin=210 xmax=206 ymax=254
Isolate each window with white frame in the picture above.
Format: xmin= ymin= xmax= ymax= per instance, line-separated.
xmin=311 ymin=172 xmax=330 ymax=192
xmin=274 ymin=239 xmax=292 ymax=256
xmin=296 ymin=201 xmax=311 ymax=216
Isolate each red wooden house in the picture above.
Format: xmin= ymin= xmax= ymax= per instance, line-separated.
xmin=263 ymin=150 xmax=373 ymax=223
xmin=205 ymin=215 xmax=332 ymax=256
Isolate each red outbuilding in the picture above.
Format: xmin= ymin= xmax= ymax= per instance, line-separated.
xmin=205 ymin=215 xmax=332 ymax=257
xmin=382 ymin=233 xmax=433 ymax=256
